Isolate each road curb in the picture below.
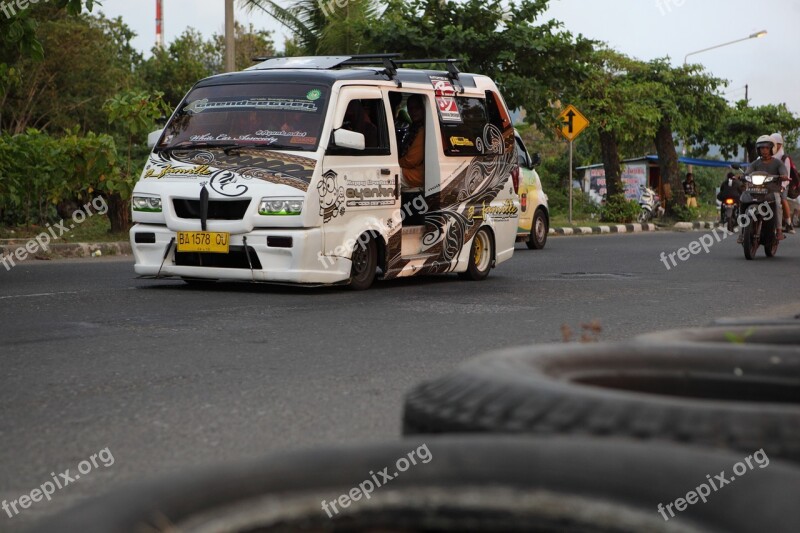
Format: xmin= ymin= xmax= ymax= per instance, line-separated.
xmin=0 ymin=241 xmax=132 ymax=263
xmin=549 ymin=220 xmax=723 ymax=236
xmin=549 ymin=223 xmax=658 ymax=236
xmin=673 ymin=221 xmax=718 ymax=231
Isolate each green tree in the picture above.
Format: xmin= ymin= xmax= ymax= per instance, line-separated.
xmin=138 ymin=29 xmax=220 ymax=109
xmin=0 ymin=0 xmax=96 ymax=95
xmin=630 ymin=59 xmax=727 ymax=212
xmin=571 ymin=50 xmax=661 ymax=197
xmin=242 ymin=0 xmax=326 ymax=54
xmin=213 ymin=22 xmax=275 ymax=71
xmin=243 ymin=0 xmax=375 ymax=55
xmin=102 ymin=90 xmax=171 ymax=231
xmin=714 ymin=101 xmax=800 ymax=161
xmin=1 ymin=10 xmax=140 ymax=134
xmin=366 ymin=0 xmax=594 ymax=129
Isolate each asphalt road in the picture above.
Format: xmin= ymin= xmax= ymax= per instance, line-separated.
xmin=2 ymin=229 xmax=800 ymax=530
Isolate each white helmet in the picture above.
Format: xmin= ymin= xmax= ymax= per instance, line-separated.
xmin=756 ymin=134 xmax=775 ymax=151
xmin=771 ymin=133 xmax=784 ymax=145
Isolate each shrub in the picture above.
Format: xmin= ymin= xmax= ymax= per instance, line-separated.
xmin=600 ymin=193 xmax=641 ymax=223
xmin=0 ymin=129 xmax=120 ymax=227
xmin=671 ymin=204 xmax=701 ymax=222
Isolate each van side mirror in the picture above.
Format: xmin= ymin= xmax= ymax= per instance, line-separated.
xmin=147 ymin=129 xmax=165 ymax=149
xmin=530 ymin=152 xmax=541 ymax=169
xmin=331 ymin=129 xmax=365 ymax=151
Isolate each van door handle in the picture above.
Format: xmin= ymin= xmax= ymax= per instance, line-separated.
xmin=380 ymin=168 xmax=391 ymax=175
xmin=394 ymin=174 xmax=399 ymax=199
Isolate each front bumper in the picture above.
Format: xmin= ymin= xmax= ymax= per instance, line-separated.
xmin=130 ymin=225 xmax=351 ymax=284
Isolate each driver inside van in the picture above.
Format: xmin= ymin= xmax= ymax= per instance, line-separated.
xmin=399 ymin=94 xmax=425 ymax=189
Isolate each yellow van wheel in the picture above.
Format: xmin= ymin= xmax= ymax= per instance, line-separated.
xmin=459 ymin=228 xmax=493 ymax=281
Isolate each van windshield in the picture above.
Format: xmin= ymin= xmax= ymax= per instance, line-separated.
xmin=158 ymin=83 xmax=328 ymax=152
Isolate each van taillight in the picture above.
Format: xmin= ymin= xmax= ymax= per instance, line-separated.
xmin=511 ymin=166 xmax=520 ymax=193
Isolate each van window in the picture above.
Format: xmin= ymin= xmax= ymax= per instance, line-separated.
xmin=485 ymin=90 xmax=512 ymax=133
xmin=158 ymin=83 xmax=328 ymax=152
xmin=329 ymin=98 xmax=390 ymax=156
xmin=439 ymin=97 xmax=489 ymax=156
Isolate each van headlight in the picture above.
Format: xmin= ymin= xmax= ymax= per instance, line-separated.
xmin=132 ymin=195 xmax=162 ymax=212
xmin=259 ymin=197 xmax=304 ymax=216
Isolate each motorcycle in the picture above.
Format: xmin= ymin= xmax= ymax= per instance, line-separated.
xmin=637 ymin=185 xmax=662 ymax=223
xmin=733 ymin=165 xmax=783 ymax=260
xmin=721 ymin=197 xmax=738 ymax=233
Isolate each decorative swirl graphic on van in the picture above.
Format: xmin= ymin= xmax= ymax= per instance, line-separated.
xmin=143 ymin=151 xmax=252 ymax=197
xmin=147 ymin=149 xmax=316 ymax=192
xmin=210 ymin=170 xmax=249 ymax=197
xmin=482 ymin=123 xmax=504 ymax=155
xmin=421 ymin=212 xmax=468 ymax=262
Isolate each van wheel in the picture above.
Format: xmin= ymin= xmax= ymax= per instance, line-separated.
xmin=526 ymin=209 xmax=548 ymax=250
xmin=349 ymin=234 xmax=377 ymax=290
xmin=459 ymin=228 xmax=493 ymax=281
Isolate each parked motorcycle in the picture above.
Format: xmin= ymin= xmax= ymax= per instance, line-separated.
xmin=637 ymin=185 xmax=662 ymax=223
xmin=733 ymin=165 xmax=783 ymax=260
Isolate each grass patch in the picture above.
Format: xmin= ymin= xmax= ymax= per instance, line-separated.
xmin=0 ymin=215 xmax=129 ymax=242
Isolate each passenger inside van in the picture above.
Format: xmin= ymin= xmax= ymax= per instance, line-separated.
xmin=399 ymin=94 xmax=425 ymax=189
xmin=343 ymin=100 xmax=378 ymax=148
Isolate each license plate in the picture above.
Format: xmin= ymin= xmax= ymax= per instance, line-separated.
xmin=747 ymin=186 xmax=766 ymax=194
xmin=176 ymin=231 xmax=230 ymax=253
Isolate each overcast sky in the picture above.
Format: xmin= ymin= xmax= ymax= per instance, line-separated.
xmin=96 ymin=0 xmax=800 ymax=114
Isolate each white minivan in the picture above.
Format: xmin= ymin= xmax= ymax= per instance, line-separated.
xmin=131 ymin=55 xmax=520 ymax=289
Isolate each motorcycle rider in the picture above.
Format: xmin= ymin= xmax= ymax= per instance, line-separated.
xmin=739 ymin=134 xmax=788 ymax=242
xmin=772 ymin=133 xmax=796 ymax=234
xmin=717 ymin=171 xmax=743 ymax=224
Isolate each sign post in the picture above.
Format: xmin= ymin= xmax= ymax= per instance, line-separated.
xmin=557 ymin=105 xmax=589 ymax=225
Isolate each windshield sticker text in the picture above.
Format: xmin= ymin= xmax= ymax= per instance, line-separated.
xmin=183 ymin=98 xmax=319 ymax=114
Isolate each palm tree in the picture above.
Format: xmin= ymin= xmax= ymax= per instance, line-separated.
xmin=241 ymin=0 xmax=377 ymax=55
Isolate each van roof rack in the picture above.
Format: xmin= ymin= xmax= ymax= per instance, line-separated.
xmin=247 ymin=55 xmax=464 ymax=91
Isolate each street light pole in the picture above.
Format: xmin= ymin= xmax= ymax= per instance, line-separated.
xmin=683 ymin=30 xmax=767 ymax=66
xmin=681 ymin=30 xmax=767 ymax=164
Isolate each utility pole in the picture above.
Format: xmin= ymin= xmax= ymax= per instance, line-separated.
xmin=155 ymin=0 xmax=163 ymax=49
xmin=225 ymin=0 xmax=235 ymax=72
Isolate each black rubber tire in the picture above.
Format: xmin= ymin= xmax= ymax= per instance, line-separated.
xmin=762 ymin=218 xmax=778 ymax=257
xmin=526 ymin=209 xmax=548 ymax=250
xmin=637 ymin=324 xmax=800 ymax=346
xmin=29 ymin=436 xmax=800 ymax=533
xmin=765 ymin=237 xmax=779 ymax=257
xmin=348 ymin=234 xmax=377 ymax=290
xmin=712 ymin=314 xmax=800 ymax=327
xmin=742 ymin=223 xmax=758 ymax=260
xmin=403 ymin=342 xmax=800 ymax=463
xmin=458 ymin=227 xmax=493 ymax=280
xmin=726 ymin=214 xmax=735 ymax=233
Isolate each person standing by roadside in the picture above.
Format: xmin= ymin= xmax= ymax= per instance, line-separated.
xmin=771 ymin=133 xmax=796 ymax=234
xmin=682 ymin=173 xmax=698 ymax=208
